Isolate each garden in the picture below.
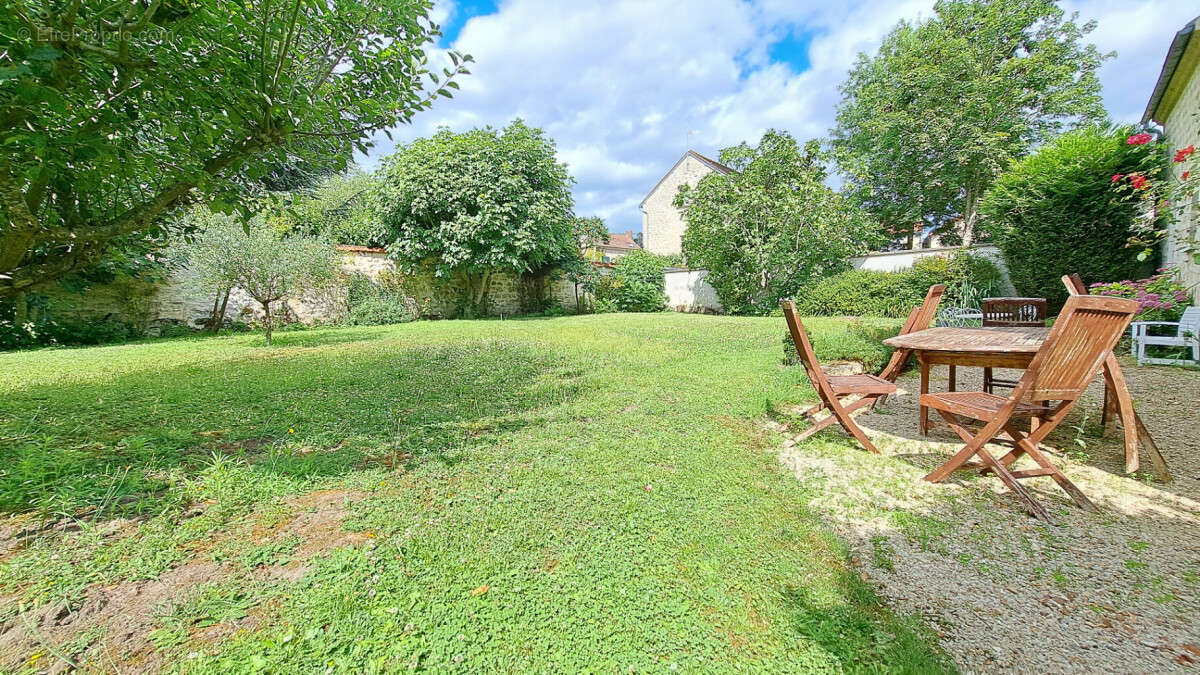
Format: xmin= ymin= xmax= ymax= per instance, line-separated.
xmin=2 ymin=0 xmax=1199 ymax=672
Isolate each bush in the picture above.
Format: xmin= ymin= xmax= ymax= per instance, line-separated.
xmin=981 ymin=125 xmax=1163 ymax=311
xmin=593 ymin=251 xmax=680 ymax=313
xmin=1088 ymin=267 xmax=1192 ymax=322
xmin=794 ymin=252 xmax=1004 ymax=318
xmin=344 ymin=274 xmax=414 ymax=326
xmin=0 ymin=316 xmax=138 ymax=350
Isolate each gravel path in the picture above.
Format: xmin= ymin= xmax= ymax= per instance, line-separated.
xmin=772 ymin=358 xmax=1200 ymax=673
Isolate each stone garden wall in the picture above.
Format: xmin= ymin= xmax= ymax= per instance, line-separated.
xmin=42 ymin=247 xmax=582 ymax=330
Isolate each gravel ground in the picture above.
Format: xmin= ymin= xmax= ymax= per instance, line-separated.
xmin=772 ymin=358 xmax=1200 ymax=674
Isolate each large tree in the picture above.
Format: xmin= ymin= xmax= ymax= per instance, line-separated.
xmin=375 ymin=120 xmax=580 ymax=317
xmin=0 ymin=0 xmax=469 ymax=299
xmin=674 ymin=130 xmax=881 ymax=316
xmin=832 ymin=0 xmax=1107 ymax=245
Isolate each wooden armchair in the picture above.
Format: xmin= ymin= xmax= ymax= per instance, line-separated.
xmin=781 ymin=301 xmax=898 ymax=453
xmin=921 ymin=295 xmax=1139 ymax=520
xmin=982 ymin=297 xmax=1048 ymax=393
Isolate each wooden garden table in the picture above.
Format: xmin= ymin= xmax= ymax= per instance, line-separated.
xmin=883 ymin=326 xmax=1171 ymax=480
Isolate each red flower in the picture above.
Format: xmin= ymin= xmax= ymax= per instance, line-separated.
xmin=1127 ymin=133 xmax=1153 ymax=145
xmin=1174 ymin=145 xmax=1195 ymax=162
xmin=1111 ymin=173 xmax=1123 ymax=183
xmin=1183 ymin=171 xmax=1192 ymax=181
xmin=1130 ymin=173 xmax=1149 ymax=190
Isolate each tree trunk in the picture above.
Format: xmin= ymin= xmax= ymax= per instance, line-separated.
xmin=470 ymin=269 xmax=492 ymax=317
xmin=207 ymin=293 xmax=222 ymax=331
xmin=213 ymin=288 xmax=231 ymax=333
xmin=262 ymin=300 xmax=273 ymax=346
xmin=961 ymin=189 xmax=979 ymax=246
xmin=13 ymin=290 xmax=27 ymax=324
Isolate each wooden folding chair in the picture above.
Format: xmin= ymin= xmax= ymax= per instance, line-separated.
xmin=871 ymin=284 xmax=946 ymax=408
xmin=1062 ymin=274 xmax=1172 ymax=481
xmin=781 ymin=301 xmax=898 ymax=453
xmin=982 ymin=297 xmax=1048 ymax=393
xmin=921 ymin=295 xmax=1139 ymax=520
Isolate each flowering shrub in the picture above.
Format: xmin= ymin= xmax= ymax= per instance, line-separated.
xmin=1113 ymin=131 xmax=1200 ymax=268
xmin=1088 ymin=267 xmax=1193 ymax=322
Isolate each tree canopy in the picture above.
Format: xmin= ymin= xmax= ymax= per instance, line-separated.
xmin=832 ymin=0 xmax=1108 ymax=245
xmin=375 ymin=120 xmax=580 ymax=317
xmin=1 ymin=0 xmax=469 ymax=299
xmin=675 ymin=130 xmax=881 ymax=315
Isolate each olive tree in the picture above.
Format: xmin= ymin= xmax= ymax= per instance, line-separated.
xmin=234 ymin=223 xmax=337 ymax=345
xmin=376 ymin=120 xmax=579 ymax=317
xmin=1 ymin=0 xmax=469 ymax=299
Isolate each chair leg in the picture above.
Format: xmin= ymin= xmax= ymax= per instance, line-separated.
xmin=983 ymin=367 xmax=993 ymax=394
xmin=924 ymin=411 xmax=992 ymax=483
xmin=924 ymin=412 xmax=1052 ymax=520
xmin=1004 ymin=424 xmax=1097 ymax=513
xmin=835 ymin=413 xmax=880 ymax=454
xmin=973 ymin=445 xmax=1052 ymax=521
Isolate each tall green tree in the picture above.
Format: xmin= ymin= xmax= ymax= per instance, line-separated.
xmin=675 ymin=130 xmax=881 ymax=315
xmin=832 ymin=0 xmax=1108 ymax=245
xmin=376 ymin=120 xmax=580 ymax=317
xmin=0 ymin=0 xmax=469 ymax=299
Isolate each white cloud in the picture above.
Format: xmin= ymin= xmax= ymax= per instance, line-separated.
xmin=362 ymin=0 xmax=1194 ymax=232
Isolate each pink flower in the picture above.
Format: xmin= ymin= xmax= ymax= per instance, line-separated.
xmin=1111 ymin=173 xmax=1124 ymax=183
xmin=1184 ymin=171 xmax=1192 ymax=181
xmin=1129 ymin=174 xmax=1149 ymax=190
xmin=1175 ymin=145 xmax=1195 ymax=162
xmin=1127 ymin=133 xmax=1153 ymax=145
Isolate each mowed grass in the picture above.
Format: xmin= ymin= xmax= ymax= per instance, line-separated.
xmin=0 ymin=313 xmax=949 ymax=672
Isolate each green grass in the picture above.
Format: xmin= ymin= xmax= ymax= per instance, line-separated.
xmin=0 ymin=313 xmax=950 ymax=672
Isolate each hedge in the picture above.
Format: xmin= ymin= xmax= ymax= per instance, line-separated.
xmin=793 ymin=251 xmax=1004 ymax=318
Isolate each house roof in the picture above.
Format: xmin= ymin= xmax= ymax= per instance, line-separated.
xmin=639 ymin=149 xmax=734 ymax=208
xmin=600 ymin=231 xmax=640 ymax=250
xmin=1143 ymin=15 xmax=1200 ymax=123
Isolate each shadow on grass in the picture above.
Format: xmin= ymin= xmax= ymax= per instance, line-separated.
xmin=0 ymin=340 xmax=579 ymax=517
xmin=782 ymin=575 xmax=954 ymax=673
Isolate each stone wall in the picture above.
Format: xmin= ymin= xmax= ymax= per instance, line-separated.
xmin=641 ymin=153 xmax=720 ymax=256
xmin=1159 ymin=36 xmax=1200 ymax=292
xmin=41 ymin=247 xmax=581 ymax=329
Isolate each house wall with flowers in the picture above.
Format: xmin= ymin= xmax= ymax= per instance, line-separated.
xmin=1148 ymin=27 xmax=1200 ymax=292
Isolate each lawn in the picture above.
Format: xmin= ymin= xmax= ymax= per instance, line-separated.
xmin=0 ymin=313 xmax=950 ymax=672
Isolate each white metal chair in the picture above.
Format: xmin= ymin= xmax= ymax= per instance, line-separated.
xmin=1131 ymin=306 xmax=1200 ymax=366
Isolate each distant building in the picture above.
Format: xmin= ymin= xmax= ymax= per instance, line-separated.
xmin=640 ymin=150 xmax=733 ymax=256
xmin=1143 ymin=14 xmax=1200 ymax=290
xmin=583 ymin=230 xmax=640 ymax=263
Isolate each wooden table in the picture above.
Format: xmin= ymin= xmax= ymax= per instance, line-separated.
xmin=883 ymin=326 xmax=1171 ymax=480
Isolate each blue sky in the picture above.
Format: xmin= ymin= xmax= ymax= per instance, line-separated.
xmin=364 ymin=1 xmax=1198 ymax=235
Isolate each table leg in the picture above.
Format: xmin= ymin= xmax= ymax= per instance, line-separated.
xmin=948 ymin=365 xmax=957 ymax=392
xmin=919 ymin=356 xmax=930 ymax=436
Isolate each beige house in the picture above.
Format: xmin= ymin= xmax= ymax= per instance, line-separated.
xmin=1144 ymin=15 xmax=1200 ymax=291
xmin=582 ymin=230 xmax=640 ymax=263
xmin=640 ymin=150 xmax=732 ymax=256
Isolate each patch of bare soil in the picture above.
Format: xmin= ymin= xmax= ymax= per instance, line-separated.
xmin=0 ymin=490 xmax=369 ymax=673
xmin=773 ymin=360 xmax=1200 ymax=674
